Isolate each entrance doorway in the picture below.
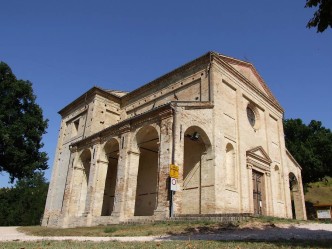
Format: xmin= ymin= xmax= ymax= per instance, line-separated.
xmin=252 ymin=170 xmax=264 ymax=215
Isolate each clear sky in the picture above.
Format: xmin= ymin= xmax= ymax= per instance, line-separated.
xmin=0 ymin=0 xmax=331 ymax=186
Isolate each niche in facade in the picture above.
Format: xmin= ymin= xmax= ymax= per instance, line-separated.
xmin=182 ymin=126 xmax=213 ymax=214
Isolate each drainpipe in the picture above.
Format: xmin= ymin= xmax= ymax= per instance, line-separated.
xmin=171 ymin=103 xmax=177 ymax=165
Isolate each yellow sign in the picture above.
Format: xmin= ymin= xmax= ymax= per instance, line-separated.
xmin=169 ymin=164 xmax=179 ymax=179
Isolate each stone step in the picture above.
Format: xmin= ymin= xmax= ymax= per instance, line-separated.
xmin=121 ymin=213 xmax=252 ymax=224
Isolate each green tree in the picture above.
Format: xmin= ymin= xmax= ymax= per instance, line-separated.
xmin=284 ymin=119 xmax=332 ymax=186
xmin=0 ymin=172 xmax=49 ymax=226
xmin=305 ymin=0 xmax=332 ymax=32
xmin=0 ymin=62 xmax=48 ymax=182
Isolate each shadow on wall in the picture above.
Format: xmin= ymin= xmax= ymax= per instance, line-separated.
xmin=305 ymin=201 xmax=317 ymax=220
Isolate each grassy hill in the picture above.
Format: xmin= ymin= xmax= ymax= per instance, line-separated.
xmin=304 ymin=177 xmax=332 ymax=219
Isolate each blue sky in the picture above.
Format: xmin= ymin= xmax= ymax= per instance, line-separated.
xmin=0 ymin=1 xmax=331 ymax=186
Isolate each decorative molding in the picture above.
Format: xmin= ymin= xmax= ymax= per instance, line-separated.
xmin=247 ymin=158 xmax=270 ymax=172
xmin=91 ymin=136 xmax=101 ymax=144
xmin=127 ymin=150 xmax=140 ymax=156
xmin=118 ymin=124 xmax=131 ymax=134
xmin=97 ymin=159 xmax=108 ymax=164
xmin=246 ymin=146 xmax=272 ymax=165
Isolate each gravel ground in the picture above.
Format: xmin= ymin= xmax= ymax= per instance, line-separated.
xmin=0 ymin=223 xmax=331 ymax=242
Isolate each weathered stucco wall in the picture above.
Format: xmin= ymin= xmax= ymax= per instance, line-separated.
xmin=43 ymin=52 xmax=306 ymax=228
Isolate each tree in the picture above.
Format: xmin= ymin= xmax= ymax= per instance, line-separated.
xmin=284 ymin=119 xmax=332 ymax=186
xmin=305 ymin=0 xmax=332 ymax=32
xmin=0 ymin=62 xmax=48 ymax=182
xmin=0 ymin=171 xmax=49 ymax=226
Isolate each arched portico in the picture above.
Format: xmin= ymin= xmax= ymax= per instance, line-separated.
xmin=101 ymin=139 xmax=119 ymax=216
xmin=289 ymin=172 xmax=305 ymax=220
xmin=181 ymin=126 xmax=214 ymax=214
xmin=70 ymin=149 xmax=91 ymax=216
xmin=134 ymin=125 xmax=160 ymax=216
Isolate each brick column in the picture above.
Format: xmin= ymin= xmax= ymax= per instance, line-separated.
xmin=111 ymin=125 xmax=139 ymax=221
xmin=154 ymin=116 xmax=173 ymax=219
xmin=59 ymin=146 xmax=78 ymax=227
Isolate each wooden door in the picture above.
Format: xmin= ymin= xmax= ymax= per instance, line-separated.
xmin=252 ymin=170 xmax=263 ymax=215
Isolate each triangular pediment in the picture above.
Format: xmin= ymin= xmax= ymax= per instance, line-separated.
xmin=217 ymin=54 xmax=281 ymax=110
xmin=246 ymin=146 xmax=272 ymax=165
xmin=231 ymin=64 xmax=267 ymax=94
xmin=220 ymin=56 xmax=268 ymax=95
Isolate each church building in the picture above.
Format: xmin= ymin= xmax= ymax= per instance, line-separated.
xmin=42 ymin=52 xmax=306 ymax=227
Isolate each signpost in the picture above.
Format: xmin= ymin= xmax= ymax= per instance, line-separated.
xmin=169 ymin=164 xmax=179 ymax=179
xmin=170 ymin=177 xmax=177 ymax=191
xmin=169 ymin=164 xmax=179 ymax=218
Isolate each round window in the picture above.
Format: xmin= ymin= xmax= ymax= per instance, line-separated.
xmin=247 ymin=106 xmax=256 ymax=127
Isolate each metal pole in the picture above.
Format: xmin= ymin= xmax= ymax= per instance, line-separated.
xmin=170 ymin=104 xmax=177 ymax=218
xmin=170 ymin=185 xmax=174 ymax=218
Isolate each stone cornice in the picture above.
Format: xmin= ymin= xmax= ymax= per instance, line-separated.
xmin=286 ymin=149 xmax=302 ymax=170
xmin=121 ymin=52 xmax=211 ymax=106
xmin=58 ymin=87 xmax=121 ymax=117
xmin=71 ymin=103 xmax=174 ymax=149
xmin=70 ymin=100 xmax=214 ymax=150
xmin=247 ymin=158 xmax=270 ymax=172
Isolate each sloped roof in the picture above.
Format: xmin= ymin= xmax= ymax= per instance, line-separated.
xmin=59 ymin=51 xmax=283 ymax=115
xmin=105 ymin=89 xmax=128 ymax=97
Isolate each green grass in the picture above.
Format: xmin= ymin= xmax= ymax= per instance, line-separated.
xmin=1 ymin=240 xmax=332 ymax=249
xmin=19 ymin=220 xmax=223 ymax=237
xmin=305 ymin=177 xmax=332 ymax=204
xmin=18 ymin=217 xmax=306 ymax=237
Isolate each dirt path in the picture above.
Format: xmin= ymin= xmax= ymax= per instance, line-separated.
xmin=0 ymin=223 xmax=331 ymax=242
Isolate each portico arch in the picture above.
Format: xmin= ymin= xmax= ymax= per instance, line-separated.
xmin=182 ymin=126 xmax=213 ymax=214
xmin=72 ymin=149 xmax=91 ymax=216
xmin=101 ymin=138 xmax=119 ymax=216
xmin=134 ymin=125 xmax=160 ymax=216
xmin=289 ymin=172 xmax=305 ymax=219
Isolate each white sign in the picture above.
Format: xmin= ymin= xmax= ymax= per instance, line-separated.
xmin=170 ymin=177 xmax=178 ymax=191
xmin=317 ymin=209 xmax=331 ymax=219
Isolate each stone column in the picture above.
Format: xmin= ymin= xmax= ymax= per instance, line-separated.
xmin=59 ymin=146 xmax=78 ymax=227
xmin=84 ymin=139 xmax=101 ymax=226
xmin=88 ymin=139 xmax=113 ymax=217
xmin=111 ymin=125 xmax=139 ymax=221
xmin=154 ymin=116 xmax=173 ymax=219
xmin=265 ymin=172 xmax=273 ymax=216
xmin=171 ymin=107 xmax=184 ymax=215
xmin=246 ymin=163 xmax=253 ymax=214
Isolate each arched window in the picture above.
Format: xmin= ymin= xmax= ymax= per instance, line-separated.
xmin=225 ymin=143 xmax=236 ymax=187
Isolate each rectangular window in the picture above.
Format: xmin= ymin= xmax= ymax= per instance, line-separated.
xmin=72 ymin=119 xmax=80 ymax=137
